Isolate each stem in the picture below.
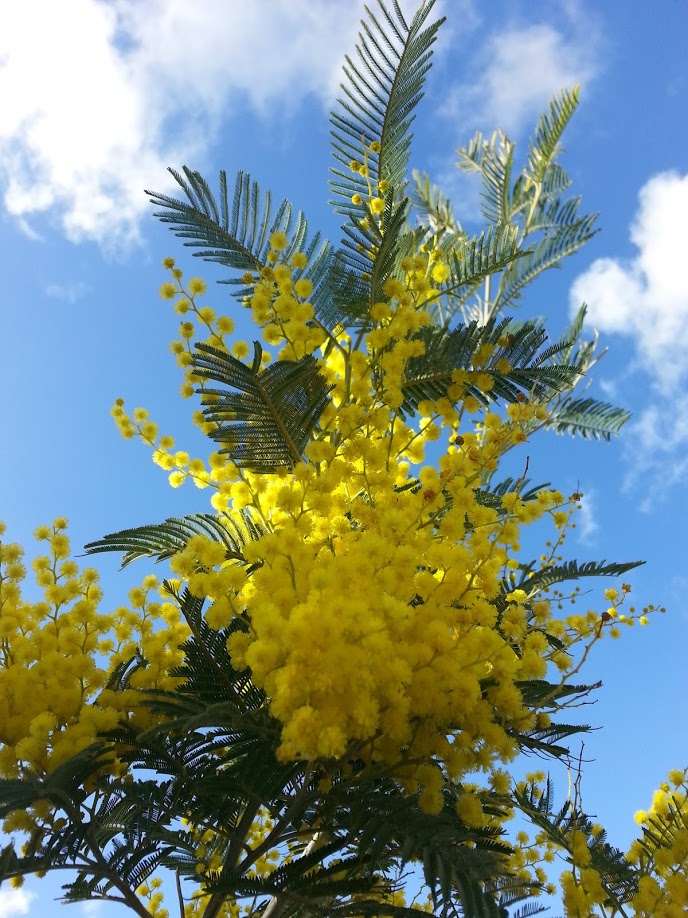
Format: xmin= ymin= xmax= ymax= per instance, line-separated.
xmin=483 ymin=273 xmax=491 ymax=325
xmin=262 ymin=833 xmax=321 ymax=918
xmin=201 ymin=801 xmax=261 ymax=918
xmin=176 ymin=869 xmax=185 ymax=918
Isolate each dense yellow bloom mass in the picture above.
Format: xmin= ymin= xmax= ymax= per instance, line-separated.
xmin=106 ymin=257 xmax=660 ymax=809
xmin=0 ymin=521 xmax=189 ymax=831
xmin=2 ymin=236 xmax=679 ymax=917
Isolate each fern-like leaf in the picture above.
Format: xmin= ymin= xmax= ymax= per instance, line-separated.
xmin=398 ymin=318 xmax=578 ymax=417
xmin=526 ymin=88 xmax=580 ymax=183
xmin=497 ymin=214 xmax=598 ymax=309
xmin=517 ymin=559 xmax=644 ymax=596
xmin=147 ymin=168 xmax=317 ymax=277
xmin=449 ymin=224 xmax=521 ymax=286
xmin=83 ymin=511 xmax=265 ymax=569
xmin=546 ymin=396 xmax=630 ymax=441
xmin=192 ymin=342 xmax=332 ymax=472
xmin=410 ymin=168 xmax=460 ymax=234
xmin=330 ymin=0 xmax=445 ymax=219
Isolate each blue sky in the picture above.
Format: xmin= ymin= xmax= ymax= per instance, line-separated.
xmin=1 ymin=0 xmax=687 ymax=914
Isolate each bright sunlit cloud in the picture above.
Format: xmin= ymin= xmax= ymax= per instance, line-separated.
xmin=571 ymin=171 xmax=688 ymax=393
xmin=0 ymin=0 xmax=367 ymax=248
xmin=440 ymin=14 xmax=601 ymax=138
xmin=0 ymin=888 xmax=35 ymax=918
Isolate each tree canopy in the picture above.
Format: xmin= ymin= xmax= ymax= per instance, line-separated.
xmin=0 ymin=2 xmax=684 ymax=916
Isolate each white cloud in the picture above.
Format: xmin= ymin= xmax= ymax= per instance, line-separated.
xmin=570 ymin=171 xmax=688 ymax=393
xmin=0 ymin=888 xmax=35 ymax=918
xmin=0 ymin=0 xmax=370 ymax=248
xmin=575 ymin=489 xmax=599 ymax=542
xmin=45 ymin=281 xmax=91 ymax=304
xmin=440 ymin=14 xmax=601 ymax=138
xmin=623 ymin=401 xmax=688 ymax=509
xmin=81 ymin=902 xmax=103 ymax=916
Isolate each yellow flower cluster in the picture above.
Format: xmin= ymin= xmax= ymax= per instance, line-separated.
xmin=515 ymin=766 xmax=688 ymax=917
xmin=136 ymin=877 xmax=168 ymax=918
xmin=246 ymin=235 xmax=327 ymax=361
xmin=224 ymin=455 xmax=569 ymax=782
xmin=349 ymin=139 xmax=388 ymax=225
xmin=626 ymin=769 xmax=688 ymax=917
xmin=0 ymin=520 xmax=189 ymax=832
xmin=108 ymin=257 xmax=666 ymax=819
xmin=160 ymin=259 xmax=243 ymax=399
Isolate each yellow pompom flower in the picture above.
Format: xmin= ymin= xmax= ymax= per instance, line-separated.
xmin=269 ymin=231 xmax=289 ymax=251
xmin=294 ymin=278 xmax=313 ymax=299
xmin=232 ymin=341 xmax=250 ymax=360
xmin=188 ymin=277 xmax=207 ymax=296
xmin=159 ymin=282 xmax=177 ymax=300
xmin=431 ymin=262 xmax=449 ymax=283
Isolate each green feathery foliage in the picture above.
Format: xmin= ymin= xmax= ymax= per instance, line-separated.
xmin=147 ymin=168 xmax=312 ymax=278
xmin=84 ymin=510 xmax=266 ymax=569
xmin=514 ymin=559 xmax=644 ymax=597
xmin=192 ymin=342 xmax=333 ymax=473
xmin=398 ymin=317 xmax=580 ymax=418
xmin=329 ymin=0 xmax=445 ymax=219
xmin=513 ymin=777 xmax=639 ymax=909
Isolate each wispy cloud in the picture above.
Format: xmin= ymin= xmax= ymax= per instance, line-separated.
xmin=0 ymin=0 xmax=369 ymax=249
xmin=432 ymin=5 xmax=602 ymax=225
xmin=571 ymin=171 xmax=688 ymax=393
xmin=0 ymin=888 xmax=35 ymax=918
xmin=439 ymin=9 xmax=602 ymax=139
xmin=623 ymin=402 xmax=688 ymax=510
xmin=575 ymin=489 xmax=599 ymax=543
xmin=45 ymin=281 xmax=91 ymax=304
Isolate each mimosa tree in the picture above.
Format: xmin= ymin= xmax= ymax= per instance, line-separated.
xmin=0 ymin=2 xmax=685 ymax=916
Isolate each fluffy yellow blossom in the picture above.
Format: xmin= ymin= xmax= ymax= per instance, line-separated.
xmin=188 ymin=277 xmax=207 ymax=296
xmin=0 ymin=522 xmax=188 ymax=802
xmin=269 ymin=231 xmax=289 ymax=251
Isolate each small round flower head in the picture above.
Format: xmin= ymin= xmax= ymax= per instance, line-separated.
xmin=159 ymin=282 xmax=177 ymax=300
xmin=216 ymin=316 xmax=235 ymax=334
xmin=162 ymin=257 xmax=175 ymax=269
xmin=232 ymin=341 xmax=250 ymax=360
xmin=269 ymin=231 xmax=289 ymax=252
xmin=188 ymin=278 xmax=207 ymax=296
xmin=370 ymin=197 xmax=385 ymax=214
xmin=431 ymin=262 xmax=449 ymax=283
xmin=294 ymin=278 xmax=313 ymax=299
